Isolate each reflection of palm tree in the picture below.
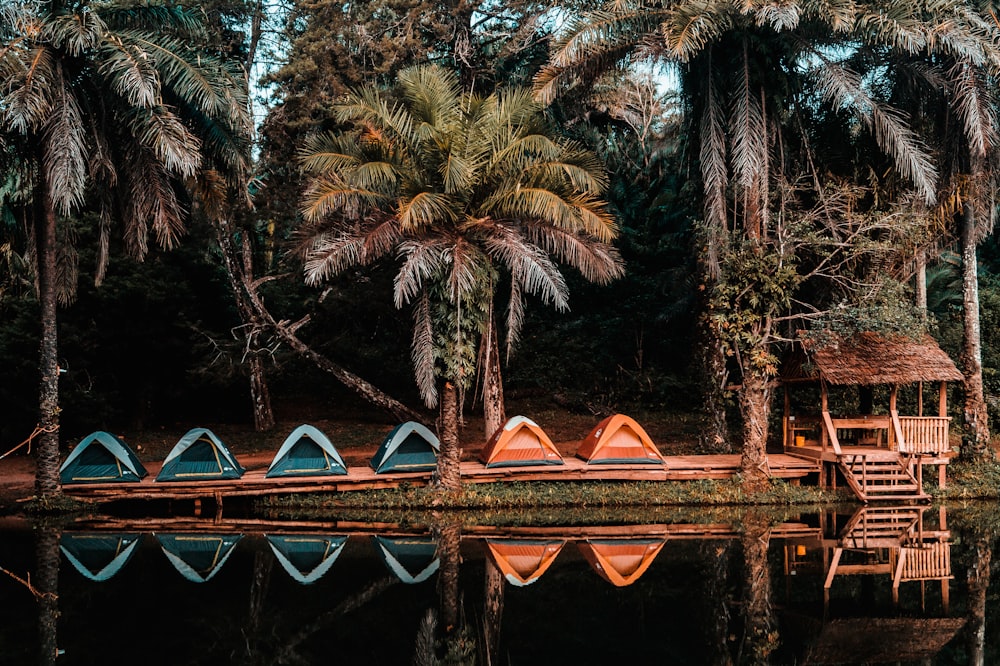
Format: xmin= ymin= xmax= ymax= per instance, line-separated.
xmin=35 ymin=525 xmax=60 ymax=666
xmin=481 ymin=557 xmax=505 ymax=664
xmin=298 ymin=65 xmax=622 ymax=488
xmin=738 ymin=510 xmax=776 ymax=665
xmin=1 ymin=1 xmax=250 ymax=499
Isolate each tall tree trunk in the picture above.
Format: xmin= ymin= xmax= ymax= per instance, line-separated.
xmin=247 ymin=352 xmax=275 ymax=432
xmin=35 ymin=525 xmax=60 ymax=666
xmin=738 ymin=510 xmax=776 ymax=665
xmin=738 ymin=370 xmax=772 ymax=492
xmin=959 ymin=204 xmax=992 ymax=461
xmin=436 ymin=381 xmax=462 ymax=491
xmin=699 ymin=330 xmax=731 ymax=453
xmin=34 ymin=189 xmax=61 ymax=500
xmin=482 ymin=314 xmax=505 ymax=439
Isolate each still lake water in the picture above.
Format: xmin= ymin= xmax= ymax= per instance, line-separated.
xmin=0 ymin=504 xmax=997 ymax=665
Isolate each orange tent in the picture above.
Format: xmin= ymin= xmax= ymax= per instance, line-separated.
xmin=578 ymin=539 xmax=665 ymax=587
xmin=485 ymin=539 xmax=565 ymax=586
xmin=576 ymin=414 xmax=664 ymax=464
xmin=479 ymin=416 xmax=564 ymax=468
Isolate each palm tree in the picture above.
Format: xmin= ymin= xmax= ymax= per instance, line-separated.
xmin=0 ymin=0 xmax=251 ymax=501
xmin=534 ymin=0 xmax=991 ymax=489
xmin=298 ymin=65 xmax=623 ymax=490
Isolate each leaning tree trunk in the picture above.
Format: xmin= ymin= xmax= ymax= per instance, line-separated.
xmin=436 ymin=381 xmax=463 ymax=491
xmin=34 ymin=188 xmax=62 ymax=501
xmin=959 ymin=204 xmax=992 ymax=462
xmin=216 ymin=220 xmax=421 ymax=424
xmin=738 ymin=369 xmax=772 ymax=493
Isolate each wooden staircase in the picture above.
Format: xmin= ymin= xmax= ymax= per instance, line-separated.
xmin=837 ymin=452 xmax=929 ymax=503
xmin=839 ymin=505 xmax=922 ymax=548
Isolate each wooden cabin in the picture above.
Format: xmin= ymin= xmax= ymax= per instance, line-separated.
xmin=780 ymin=332 xmax=963 ymax=502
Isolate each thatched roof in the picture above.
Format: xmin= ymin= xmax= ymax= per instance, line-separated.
xmin=782 ymin=331 xmax=963 ymax=386
xmin=802 ymin=617 xmax=965 ymax=664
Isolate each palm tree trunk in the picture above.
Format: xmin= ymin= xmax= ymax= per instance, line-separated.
xmin=34 ymin=188 xmax=62 ymax=500
xmin=738 ymin=369 xmax=772 ymax=492
xmin=436 ymin=381 xmax=462 ymax=491
xmin=699 ymin=328 xmax=731 ymax=453
xmin=915 ymin=249 xmax=927 ymax=316
xmin=959 ymin=204 xmax=992 ymax=461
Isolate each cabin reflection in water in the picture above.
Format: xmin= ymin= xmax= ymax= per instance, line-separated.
xmin=35 ymin=506 xmax=973 ymax=664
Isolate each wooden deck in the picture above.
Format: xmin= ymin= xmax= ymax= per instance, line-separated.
xmin=61 ymin=453 xmax=820 ymax=502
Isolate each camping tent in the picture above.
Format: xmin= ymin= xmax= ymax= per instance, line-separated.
xmin=60 ymin=532 xmax=141 ymax=582
xmin=370 ymin=422 xmax=440 ymax=473
xmin=479 ymin=416 xmax=564 ymax=468
xmin=576 ymin=414 xmax=664 ymax=464
xmin=485 ymin=539 xmax=565 ymax=586
xmin=156 ymin=428 xmax=245 ymax=481
xmin=158 ymin=533 xmax=242 ymax=583
xmin=578 ymin=539 xmax=665 ymax=587
xmin=59 ymin=431 xmax=147 ymax=484
xmin=372 ymin=535 xmax=440 ymax=583
xmin=266 ymin=425 xmax=348 ymax=478
xmin=266 ymin=534 xmax=348 ymax=584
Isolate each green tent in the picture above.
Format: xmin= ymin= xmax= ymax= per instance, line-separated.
xmin=156 ymin=428 xmax=244 ymax=481
xmin=370 ymin=422 xmax=439 ymax=474
xmin=158 ymin=533 xmax=242 ymax=583
xmin=266 ymin=425 xmax=348 ymax=478
xmin=372 ymin=535 xmax=439 ymax=583
xmin=266 ymin=534 xmax=348 ymax=584
xmin=60 ymin=532 xmax=141 ymax=581
xmin=59 ymin=431 xmax=147 ymax=484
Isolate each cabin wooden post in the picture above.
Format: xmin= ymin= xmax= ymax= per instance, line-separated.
xmin=938 ymin=382 xmax=947 ymax=418
xmin=918 ymin=382 xmax=924 ymax=417
xmin=783 ymin=387 xmax=791 ymax=448
xmin=889 ymin=384 xmax=898 ymax=412
xmin=820 ymin=380 xmax=829 ymax=451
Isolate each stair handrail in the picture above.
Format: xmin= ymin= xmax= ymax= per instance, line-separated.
xmin=823 ymin=411 xmax=843 ymax=455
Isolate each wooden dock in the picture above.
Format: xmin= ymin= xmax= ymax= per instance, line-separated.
xmin=61 ymin=453 xmax=820 ymax=502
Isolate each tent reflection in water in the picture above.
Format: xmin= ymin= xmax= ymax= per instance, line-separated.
xmin=485 ymin=539 xmax=565 ymax=586
xmin=372 ymin=535 xmax=440 ymax=583
xmin=59 ymin=431 xmax=147 ymax=484
xmin=156 ymin=428 xmax=245 ymax=481
xmin=576 ymin=414 xmax=664 ymax=465
xmin=266 ymin=425 xmax=347 ymax=478
xmin=60 ymin=533 xmax=141 ymax=582
xmin=158 ymin=533 xmax=242 ymax=583
xmin=479 ymin=416 xmax=564 ymax=468
xmin=578 ymin=539 xmax=665 ymax=587
xmin=266 ymin=534 xmax=348 ymax=584
xmin=371 ymin=422 xmax=440 ymax=473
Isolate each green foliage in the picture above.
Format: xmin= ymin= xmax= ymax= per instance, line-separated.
xmin=709 ymin=240 xmax=800 ymax=377
xmin=813 ymin=280 xmax=928 ymax=341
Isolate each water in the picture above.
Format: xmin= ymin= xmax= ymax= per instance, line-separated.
xmin=0 ymin=504 xmax=997 ymax=665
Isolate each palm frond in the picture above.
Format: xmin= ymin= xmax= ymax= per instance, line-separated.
xmin=523 ymin=223 xmax=625 ymax=284
xmin=397 ymin=191 xmax=457 ymax=231
xmin=700 ymin=56 xmax=728 ymax=238
xmin=96 ymin=39 xmax=159 ymax=108
xmin=394 ymin=238 xmax=447 ymax=308
xmin=947 ymin=58 xmax=996 ymax=158
xmin=411 ymin=290 xmax=438 ymax=408
xmin=43 ymin=10 xmax=105 ymax=56
xmin=42 ymin=66 xmax=87 ymax=215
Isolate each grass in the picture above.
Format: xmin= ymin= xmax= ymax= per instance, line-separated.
xmin=929 ymin=457 xmax=1000 ymax=500
xmin=258 ymin=477 xmax=849 ymax=526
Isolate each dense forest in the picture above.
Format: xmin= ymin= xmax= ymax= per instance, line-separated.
xmin=4 ymin=0 xmax=1000 ymax=497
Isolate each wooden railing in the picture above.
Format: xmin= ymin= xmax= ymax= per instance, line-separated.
xmin=897 ymin=541 xmax=952 ymax=581
xmin=897 ymin=417 xmax=951 ymax=456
